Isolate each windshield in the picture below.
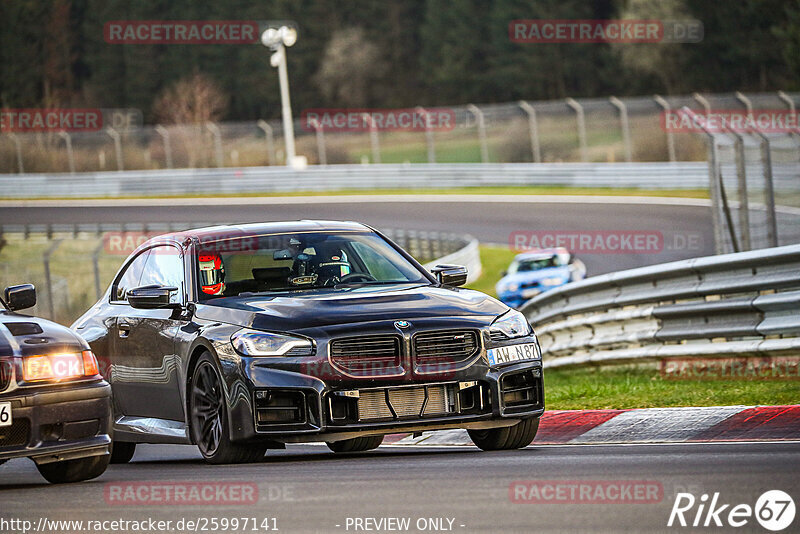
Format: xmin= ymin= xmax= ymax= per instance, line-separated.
xmin=195 ymin=231 xmax=428 ymax=300
xmin=509 ymin=255 xmax=561 ymax=274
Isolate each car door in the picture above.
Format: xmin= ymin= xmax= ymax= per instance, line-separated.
xmin=111 ymin=244 xmax=187 ymax=421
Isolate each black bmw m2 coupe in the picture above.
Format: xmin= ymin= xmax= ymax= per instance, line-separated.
xmin=73 ymin=221 xmax=544 ymax=463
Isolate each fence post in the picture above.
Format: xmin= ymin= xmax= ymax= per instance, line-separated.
xmin=106 ymin=127 xmax=124 ymax=171
xmin=467 ymin=104 xmax=489 ymax=163
xmin=653 ymin=95 xmax=676 ymax=162
xmin=58 ymin=131 xmax=75 ymax=173
xmin=309 ymin=118 xmax=326 ymax=166
xmin=723 ymin=127 xmax=751 ymax=251
xmin=565 ymin=98 xmax=588 ymax=162
xmin=206 ymin=122 xmax=224 ymax=168
xmin=609 ymin=96 xmax=632 ymax=162
xmin=693 ymin=92 xmax=711 ymax=114
xmin=680 ymin=107 xmax=726 ymax=254
xmin=155 ymin=125 xmax=173 ymax=169
xmin=361 ymin=113 xmax=381 ymax=164
xmin=256 ymin=120 xmax=276 ymax=166
xmin=43 ymin=239 xmax=63 ymax=320
xmin=7 ymin=133 xmax=24 ymax=173
xmin=93 ymin=240 xmax=105 ymax=300
xmin=736 ymin=92 xmax=778 ymax=248
xmin=416 ymin=106 xmax=436 ymax=163
xmin=518 ymin=101 xmax=541 ymax=163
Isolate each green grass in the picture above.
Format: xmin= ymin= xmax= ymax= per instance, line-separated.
xmin=7 ymin=185 xmax=710 ymax=201
xmin=465 ymin=245 xmax=518 ymax=298
xmin=545 ymin=366 xmax=800 ymax=410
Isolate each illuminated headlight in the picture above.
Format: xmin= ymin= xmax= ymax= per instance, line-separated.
xmin=541 ymin=277 xmax=566 ymax=287
xmin=490 ymin=310 xmax=532 ymax=339
xmin=22 ymin=351 xmax=99 ymax=382
xmin=231 ymin=329 xmax=313 ymax=357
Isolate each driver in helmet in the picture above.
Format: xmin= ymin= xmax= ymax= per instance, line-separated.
xmin=314 ymin=249 xmax=352 ymax=284
xmin=198 ymin=253 xmax=225 ymax=295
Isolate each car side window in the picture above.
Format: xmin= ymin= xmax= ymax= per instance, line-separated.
xmin=114 ymin=250 xmax=150 ymax=301
xmin=138 ymin=246 xmax=185 ymax=303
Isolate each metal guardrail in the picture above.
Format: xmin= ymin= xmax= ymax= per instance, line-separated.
xmin=521 ymin=244 xmax=800 ymax=369
xmin=0 ymin=162 xmax=710 ymax=198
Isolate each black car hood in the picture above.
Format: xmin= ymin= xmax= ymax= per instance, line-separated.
xmin=195 ymin=284 xmax=509 ymax=332
xmin=1 ymin=310 xmax=88 ymax=358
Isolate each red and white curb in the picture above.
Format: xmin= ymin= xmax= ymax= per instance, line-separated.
xmin=388 ymin=405 xmax=800 ymax=446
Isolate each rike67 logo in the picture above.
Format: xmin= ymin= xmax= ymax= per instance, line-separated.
xmin=668 ymin=490 xmax=795 ymax=531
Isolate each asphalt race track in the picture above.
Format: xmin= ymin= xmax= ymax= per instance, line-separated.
xmin=0 ymin=195 xmax=714 ymax=275
xmin=1 ymin=441 xmax=798 ymax=533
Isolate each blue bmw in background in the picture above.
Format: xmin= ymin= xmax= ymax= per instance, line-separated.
xmin=495 ymin=248 xmax=586 ymax=309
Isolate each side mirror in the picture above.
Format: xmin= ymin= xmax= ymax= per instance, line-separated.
xmin=4 ymin=284 xmax=36 ymax=311
xmin=501 ymin=270 xmax=508 ymax=277
xmin=127 ymin=285 xmax=179 ymax=310
xmin=430 ymin=264 xmax=468 ymax=287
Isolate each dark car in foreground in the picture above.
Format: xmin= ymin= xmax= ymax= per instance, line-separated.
xmin=74 ymin=221 xmax=544 ymax=464
xmin=1 ymin=284 xmax=111 ymax=483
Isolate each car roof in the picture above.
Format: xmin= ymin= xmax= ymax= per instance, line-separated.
xmin=514 ymin=247 xmax=568 ymax=261
xmin=135 ymin=220 xmax=373 ymax=250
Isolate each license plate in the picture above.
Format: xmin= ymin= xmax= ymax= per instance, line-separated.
xmin=0 ymin=402 xmax=11 ymax=427
xmin=487 ymin=343 xmax=539 ymax=366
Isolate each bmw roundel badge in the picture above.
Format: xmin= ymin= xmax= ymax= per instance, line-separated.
xmin=394 ymin=320 xmax=410 ymax=329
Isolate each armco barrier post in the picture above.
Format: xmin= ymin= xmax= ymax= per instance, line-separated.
xmin=518 ymin=101 xmax=541 ymax=163
xmin=609 ymin=96 xmax=632 ymax=163
xmin=565 ymin=98 xmax=588 ymax=162
xmin=155 ymin=125 xmax=173 ymax=169
xmin=467 ymin=104 xmax=489 ymax=163
xmin=653 ymin=95 xmax=676 ymax=162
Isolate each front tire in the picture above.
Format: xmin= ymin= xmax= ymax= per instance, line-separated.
xmin=468 ymin=417 xmax=539 ymax=451
xmin=189 ymin=353 xmax=266 ymax=464
xmin=36 ymin=454 xmax=109 ymax=484
xmin=326 ymin=435 xmax=383 ymax=453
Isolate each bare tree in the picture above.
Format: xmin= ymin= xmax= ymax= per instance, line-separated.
xmin=152 ymin=72 xmax=228 ymax=125
xmin=315 ymin=28 xmax=387 ymax=106
xmin=151 ymin=73 xmax=228 ymax=167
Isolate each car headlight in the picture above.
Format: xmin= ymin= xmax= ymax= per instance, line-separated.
xmin=540 ymin=277 xmax=566 ymax=286
xmin=231 ymin=329 xmax=313 ymax=357
xmin=490 ymin=310 xmax=532 ymax=339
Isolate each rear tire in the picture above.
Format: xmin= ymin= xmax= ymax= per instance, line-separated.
xmin=36 ymin=454 xmax=109 ymax=484
xmin=326 ymin=435 xmax=384 ymax=453
xmin=468 ymin=417 xmax=539 ymax=451
xmin=189 ymin=353 xmax=267 ymax=464
xmin=110 ymin=441 xmax=136 ymax=464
